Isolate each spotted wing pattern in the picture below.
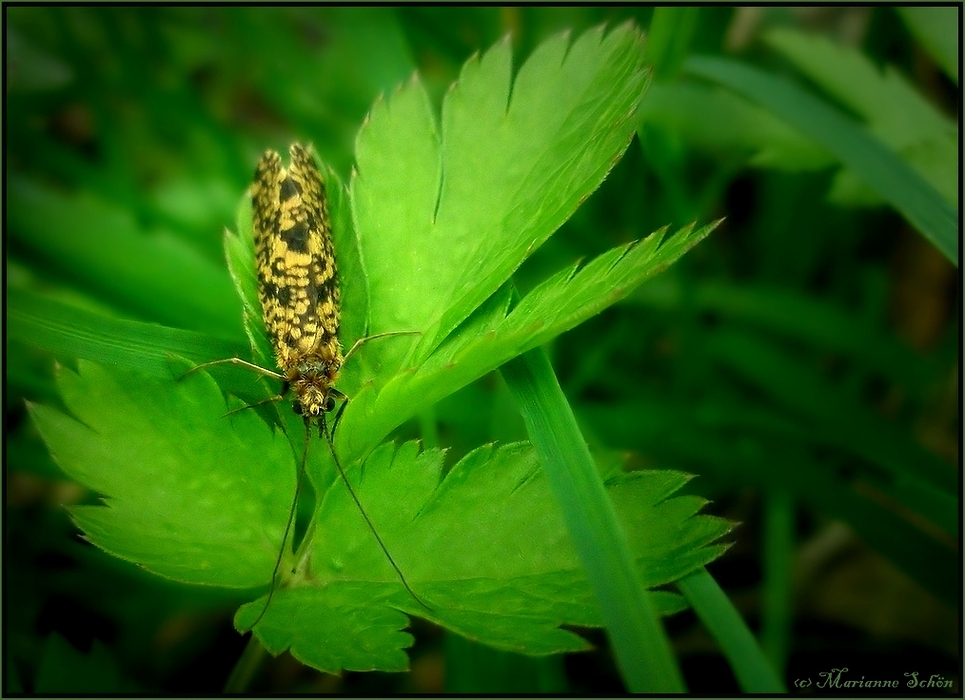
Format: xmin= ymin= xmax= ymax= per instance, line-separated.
xmin=250 ymin=143 xmax=342 ymax=374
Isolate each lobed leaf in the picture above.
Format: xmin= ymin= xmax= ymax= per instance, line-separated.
xmin=340 ymin=220 xmax=718 ymax=462
xmin=30 ymin=357 xmax=728 ymax=673
xmin=236 ymin=439 xmax=729 ymax=671
xmin=351 ymin=23 xmax=651 ymax=372
xmin=25 ymin=23 xmax=727 ymax=676
xmin=29 ymin=361 xmax=296 ymax=589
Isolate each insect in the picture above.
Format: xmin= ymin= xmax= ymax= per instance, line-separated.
xmin=187 ymin=143 xmax=427 ymax=627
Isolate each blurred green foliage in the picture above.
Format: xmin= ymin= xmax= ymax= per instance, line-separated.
xmin=5 ymin=6 xmax=958 ymax=694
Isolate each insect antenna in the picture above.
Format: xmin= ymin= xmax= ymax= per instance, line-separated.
xmin=247 ymin=411 xmax=431 ymax=631
xmin=320 ymin=411 xmax=432 ymax=612
xmin=246 ymin=419 xmax=311 ymax=630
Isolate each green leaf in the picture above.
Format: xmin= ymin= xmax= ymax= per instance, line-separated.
xmin=241 ymin=586 xmax=415 ymax=673
xmin=31 ymin=358 xmax=727 ymax=674
xmin=351 ymin=23 xmax=651 ymax=366
xmin=8 ymin=287 xmax=245 ymax=380
xmin=684 ymin=55 xmax=959 ymax=266
xmin=234 ymin=439 xmax=728 ymax=672
xmin=340 ymin=220 xmax=718 ymax=463
xmin=26 ymin=23 xmax=725 ymax=677
xmin=29 ymin=360 xmax=296 ymax=589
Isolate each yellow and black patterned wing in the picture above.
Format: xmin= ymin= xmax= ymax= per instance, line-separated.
xmin=250 ymin=143 xmax=342 ymax=373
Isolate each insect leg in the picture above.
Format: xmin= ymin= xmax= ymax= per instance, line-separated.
xmin=328 ymin=388 xmax=349 ymax=439
xmin=180 ymin=357 xmax=289 ymax=417
xmin=342 ymin=330 xmax=421 ymax=365
xmin=223 ymin=383 xmax=290 ymax=417
xmin=180 ymin=357 xmax=285 ymax=381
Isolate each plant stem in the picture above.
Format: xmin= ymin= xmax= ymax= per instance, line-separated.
xmin=500 ymin=345 xmax=684 ymax=693
xmin=678 ymin=567 xmax=786 ymax=692
xmin=224 ymin=633 xmax=268 ymax=693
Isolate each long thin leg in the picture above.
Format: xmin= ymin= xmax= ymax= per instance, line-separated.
xmin=224 ymin=385 xmax=289 ymax=417
xmin=334 ymin=330 xmax=419 ymax=436
xmin=180 ymin=357 xmax=289 ymax=416
xmin=342 ymin=331 xmax=420 ymax=365
xmin=180 ymin=357 xmax=284 ymax=381
xmin=328 ymin=388 xmax=348 ymax=438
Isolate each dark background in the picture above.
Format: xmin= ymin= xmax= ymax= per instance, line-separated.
xmin=5 ymin=6 xmax=959 ymax=694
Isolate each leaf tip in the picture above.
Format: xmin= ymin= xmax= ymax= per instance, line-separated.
xmin=613 ymin=17 xmax=641 ymax=38
xmin=443 ymin=78 xmax=460 ymax=101
xmin=462 ymin=48 xmax=482 ymax=73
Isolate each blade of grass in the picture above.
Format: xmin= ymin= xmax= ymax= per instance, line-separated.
xmin=897 ymin=7 xmax=959 ymax=85
xmin=500 ymin=345 xmax=684 ymax=693
xmin=8 ymin=288 xmax=244 ymax=378
xmin=677 ymin=568 xmax=786 ymax=692
xmin=645 ymin=6 xmax=700 ymax=79
xmin=684 ymin=56 xmax=958 ymax=267
xmin=223 ymin=636 xmax=267 ymax=693
xmin=8 ymin=178 xmax=245 ymax=335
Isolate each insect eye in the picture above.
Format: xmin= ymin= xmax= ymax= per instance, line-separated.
xmin=292 ymin=401 xmax=303 ymax=415
xmin=324 ymin=396 xmax=336 ymax=413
